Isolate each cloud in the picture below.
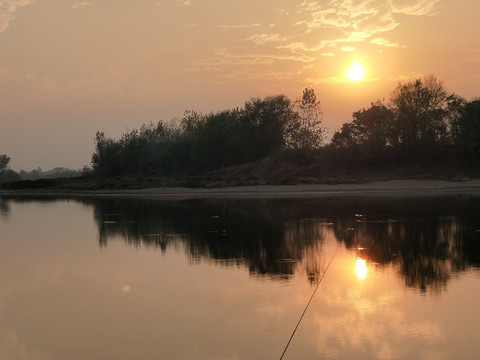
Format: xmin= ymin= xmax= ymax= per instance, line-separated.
xmin=277 ymin=41 xmax=327 ymax=53
xmin=69 ymin=2 xmax=93 ymax=10
xmin=219 ymin=23 xmax=261 ymax=31
xmin=183 ymin=0 xmax=441 ymax=87
xmin=245 ymin=33 xmax=290 ymax=45
xmin=0 ymin=0 xmax=37 ymax=32
xmin=370 ymin=37 xmax=404 ymax=47
xmin=389 ymin=0 xmax=440 ymax=16
xmin=183 ymin=46 xmax=316 ymax=86
xmin=297 ymin=0 xmax=440 ymax=46
xmin=157 ymin=0 xmax=191 ymax=6
xmin=190 ymin=47 xmax=315 ymax=69
xmin=389 ymin=72 xmax=425 ymax=82
xmin=340 ymin=46 xmax=356 ymax=52
xmin=297 ymin=0 xmax=399 ymax=36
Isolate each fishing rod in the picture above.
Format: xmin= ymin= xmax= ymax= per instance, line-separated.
xmin=279 ymin=249 xmax=337 ymax=360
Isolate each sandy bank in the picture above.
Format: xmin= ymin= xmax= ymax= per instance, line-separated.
xmin=2 ymin=179 xmax=480 ymax=199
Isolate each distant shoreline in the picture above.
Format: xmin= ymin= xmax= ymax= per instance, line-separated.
xmin=1 ymin=179 xmax=480 ymax=199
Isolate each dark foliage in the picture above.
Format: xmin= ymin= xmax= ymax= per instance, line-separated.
xmin=0 ymin=154 xmax=21 ymax=184
xmin=331 ymin=75 xmax=480 ymax=168
xmin=91 ymin=91 xmax=324 ymax=176
xmin=90 ymin=77 xmax=480 ymax=180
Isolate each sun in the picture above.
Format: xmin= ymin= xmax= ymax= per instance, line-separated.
xmin=346 ymin=60 xmax=366 ymax=82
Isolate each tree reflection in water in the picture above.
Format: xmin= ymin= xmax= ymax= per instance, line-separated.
xmin=0 ymin=197 xmax=10 ymax=217
xmin=89 ymin=196 xmax=480 ymax=293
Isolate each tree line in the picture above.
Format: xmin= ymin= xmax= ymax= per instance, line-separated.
xmin=91 ymin=88 xmax=323 ymax=176
xmin=90 ymin=75 xmax=479 ymax=178
xmin=2 ymin=75 xmax=479 ymax=184
xmin=0 ymin=154 xmax=89 ymax=184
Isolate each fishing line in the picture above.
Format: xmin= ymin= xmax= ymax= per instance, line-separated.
xmin=279 ymin=249 xmax=337 ymax=360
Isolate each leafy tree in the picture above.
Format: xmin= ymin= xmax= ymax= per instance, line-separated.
xmin=243 ymin=94 xmax=298 ymax=158
xmin=331 ymin=100 xmax=394 ymax=153
xmin=91 ymin=94 xmax=307 ymax=176
xmin=390 ymin=75 xmax=453 ymax=150
xmin=196 ymin=109 xmax=255 ymax=169
xmin=91 ymin=132 xmax=123 ymax=175
xmin=0 ymin=154 xmax=21 ymax=184
xmin=290 ymin=88 xmax=324 ymax=150
xmin=453 ymin=99 xmax=480 ymax=161
xmin=352 ymin=100 xmax=395 ymax=151
xmin=0 ymin=154 xmax=10 ymax=171
xmin=331 ymin=122 xmax=357 ymax=149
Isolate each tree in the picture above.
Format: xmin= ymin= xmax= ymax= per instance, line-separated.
xmin=290 ymin=88 xmax=324 ymax=149
xmin=351 ymin=100 xmax=395 ymax=151
xmin=91 ymin=132 xmax=123 ymax=175
xmin=243 ymin=95 xmax=299 ymax=158
xmin=390 ymin=75 xmax=453 ymax=151
xmin=331 ymin=122 xmax=357 ymax=149
xmin=453 ymin=99 xmax=480 ymax=161
xmin=0 ymin=154 xmax=21 ymax=184
xmin=331 ymin=100 xmax=394 ymax=154
xmin=0 ymin=154 xmax=10 ymax=171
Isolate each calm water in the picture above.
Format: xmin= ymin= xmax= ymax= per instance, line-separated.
xmin=0 ymin=195 xmax=480 ymax=360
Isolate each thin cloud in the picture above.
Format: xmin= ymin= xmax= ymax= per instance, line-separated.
xmin=219 ymin=23 xmax=261 ymax=30
xmin=219 ymin=64 xmax=314 ymax=85
xmin=389 ymin=72 xmax=425 ymax=82
xmin=340 ymin=46 xmax=356 ymax=52
xmin=157 ymin=0 xmax=191 ymax=7
xmin=0 ymin=0 xmax=37 ymax=32
xmin=246 ymin=33 xmax=290 ymax=45
xmin=298 ymin=0 xmax=398 ymax=35
xmin=370 ymin=37 xmax=404 ymax=48
xmin=0 ymin=63 xmax=57 ymax=89
xmin=184 ymin=46 xmax=316 ymax=79
xmin=190 ymin=47 xmax=315 ymax=68
xmin=277 ymin=31 xmax=369 ymax=54
xmin=389 ymin=0 xmax=440 ymax=16
xmin=297 ymin=0 xmax=440 ymax=44
xmin=69 ymin=2 xmax=93 ymax=10
xmin=307 ymin=74 xmax=379 ymax=85
xmin=185 ymin=0 xmax=441 ymax=87
xmin=277 ymin=41 xmax=327 ymax=53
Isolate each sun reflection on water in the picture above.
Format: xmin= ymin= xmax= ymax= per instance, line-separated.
xmin=356 ymin=257 xmax=367 ymax=280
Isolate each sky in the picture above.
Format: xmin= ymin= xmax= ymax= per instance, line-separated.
xmin=1 ymin=0 xmax=479 ymax=171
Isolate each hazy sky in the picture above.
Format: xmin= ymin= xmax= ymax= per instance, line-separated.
xmin=1 ymin=0 xmax=479 ymax=170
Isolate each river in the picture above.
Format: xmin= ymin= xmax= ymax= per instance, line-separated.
xmin=0 ymin=195 xmax=479 ymax=359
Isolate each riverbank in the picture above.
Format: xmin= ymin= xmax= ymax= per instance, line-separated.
xmin=1 ymin=179 xmax=480 ymax=199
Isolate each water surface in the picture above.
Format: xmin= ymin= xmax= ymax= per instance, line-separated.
xmin=0 ymin=195 xmax=479 ymax=359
